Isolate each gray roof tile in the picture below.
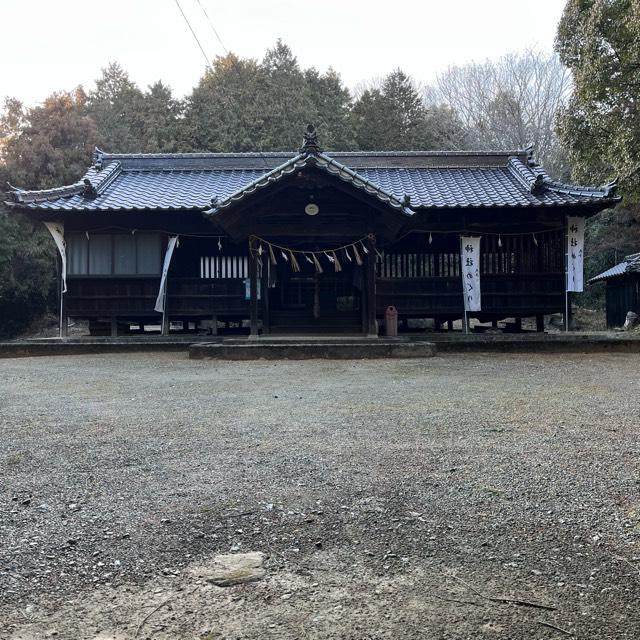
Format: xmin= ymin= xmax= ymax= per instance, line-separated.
xmin=589 ymin=252 xmax=640 ymax=283
xmin=6 ymin=148 xmax=620 ymax=213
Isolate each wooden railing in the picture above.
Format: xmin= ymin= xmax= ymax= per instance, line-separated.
xmin=65 ymin=277 xmax=249 ymax=319
xmin=66 ymin=273 xmax=564 ymax=321
xmin=376 ymin=273 xmax=565 ymax=317
xmin=168 ymin=278 xmax=249 ymax=316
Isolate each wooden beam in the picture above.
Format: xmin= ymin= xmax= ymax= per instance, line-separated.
xmin=249 ymin=237 xmax=259 ymax=336
xmin=365 ymin=235 xmax=378 ymax=337
xmin=57 ymin=254 xmax=68 ymax=338
xmin=261 ymin=264 xmax=270 ymax=335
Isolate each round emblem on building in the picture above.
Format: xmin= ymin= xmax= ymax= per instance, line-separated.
xmin=304 ymin=203 xmax=320 ymax=216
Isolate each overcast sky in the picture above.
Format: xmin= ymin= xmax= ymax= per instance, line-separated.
xmin=1 ymin=0 xmax=567 ymax=106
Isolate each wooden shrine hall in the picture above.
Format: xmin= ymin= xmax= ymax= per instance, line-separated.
xmin=6 ymin=125 xmax=619 ymax=337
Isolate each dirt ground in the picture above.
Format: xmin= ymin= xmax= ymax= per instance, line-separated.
xmin=1 ymin=352 xmax=639 ymax=639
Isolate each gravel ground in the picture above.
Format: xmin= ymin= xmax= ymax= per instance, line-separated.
xmin=1 ymin=352 xmax=639 ymax=639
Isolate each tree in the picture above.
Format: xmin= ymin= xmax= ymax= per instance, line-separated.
xmin=87 ymin=62 xmax=146 ymax=153
xmin=257 ymin=40 xmax=314 ymax=150
xmin=184 ymin=42 xmax=354 ymax=152
xmin=184 ymin=53 xmax=265 ymax=152
xmin=0 ymin=90 xmax=97 ymax=189
xmin=304 ymin=67 xmax=355 ymax=150
xmin=0 ymin=91 xmax=98 ymax=336
xmin=426 ymin=50 xmax=571 ymax=175
xmin=556 ymin=0 xmax=640 ymax=195
xmin=556 ymin=0 xmax=640 ymax=302
xmin=353 ymin=69 xmax=466 ymax=150
xmin=140 ymin=81 xmax=184 ymax=153
xmin=0 ymin=210 xmax=55 ymax=338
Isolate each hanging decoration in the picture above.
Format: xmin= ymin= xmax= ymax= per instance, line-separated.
xmin=352 ymin=243 xmax=363 ymax=266
xmin=289 ymin=250 xmax=301 ymax=273
xmin=249 ymin=234 xmax=372 ymax=274
xmin=312 ymin=253 xmax=324 ymax=273
xmin=331 ymin=251 xmax=342 ymax=272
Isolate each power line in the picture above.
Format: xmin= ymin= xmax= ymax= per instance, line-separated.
xmin=196 ymin=0 xmax=228 ymax=55
xmin=174 ymin=0 xmax=212 ymax=72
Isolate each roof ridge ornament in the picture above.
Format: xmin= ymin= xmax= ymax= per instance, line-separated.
xmin=94 ymin=147 xmax=105 ymax=170
xmin=300 ymin=124 xmax=322 ymax=154
xmin=532 ymin=173 xmax=545 ymax=194
xmin=603 ymin=177 xmax=618 ymax=198
xmin=525 ymin=144 xmax=535 ymax=166
xmin=82 ymin=178 xmax=98 ymax=199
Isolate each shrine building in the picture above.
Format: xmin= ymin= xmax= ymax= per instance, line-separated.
xmin=6 ymin=125 xmax=619 ymax=337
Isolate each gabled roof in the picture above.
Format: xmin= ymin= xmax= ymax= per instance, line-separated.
xmin=589 ymin=253 xmax=640 ymax=283
xmin=5 ymin=126 xmax=621 ymax=214
xmin=204 ymin=146 xmax=415 ymax=217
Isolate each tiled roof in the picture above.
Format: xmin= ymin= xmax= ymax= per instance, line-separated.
xmin=589 ymin=253 xmax=640 ymax=283
xmin=205 ymin=151 xmax=414 ymax=217
xmin=6 ymin=145 xmax=620 ymax=214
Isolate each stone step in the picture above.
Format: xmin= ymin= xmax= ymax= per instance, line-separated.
xmin=189 ymin=341 xmax=436 ymax=360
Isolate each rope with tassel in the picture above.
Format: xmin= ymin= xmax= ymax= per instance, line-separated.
xmin=249 ymin=234 xmax=374 ymax=274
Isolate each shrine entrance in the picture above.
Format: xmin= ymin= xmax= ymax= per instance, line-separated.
xmin=268 ymin=258 xmax=363 ymax=334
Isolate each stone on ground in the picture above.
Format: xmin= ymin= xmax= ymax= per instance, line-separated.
xmin=191 ymin=552 xmax=266 ymax=587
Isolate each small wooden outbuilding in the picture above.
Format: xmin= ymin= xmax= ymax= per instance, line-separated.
xmin=589 ymin=253 xmax=640 ymax=328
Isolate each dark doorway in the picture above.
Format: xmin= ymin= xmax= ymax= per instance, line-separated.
xmin=269 ymin=258 xmax=363 ymax=333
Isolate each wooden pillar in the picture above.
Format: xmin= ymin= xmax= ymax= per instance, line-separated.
xmin=261 ymin=265 xmax=270 ymax=336
xmin=211 ymin=314 xmax=218 ymax=336
xmin=249 ymin=237 xmax=259 ymax=337
xmin=110 ymin=317 xmax=118 ymax=337
xmin=56 ymin=254 xmax=68 ymax=338
xmin=564 ymin=292 xmax=573 ymax=331
xmin=160 ymin=237 xmax=172 ymax=337
xmin=536 ymin=314 xmax=545 ymax=333
xmin=161 ymin=305 xmax=170 ymax=336
xmin=514 ymin=317 xmax=522 ymax=332
xmin=447 ymin=319 xmax=454 ymax=331
xmin=365 ymin=235 xmax=378 ymax=337
xmin=160 ymin=277 xmax=170 ymax=336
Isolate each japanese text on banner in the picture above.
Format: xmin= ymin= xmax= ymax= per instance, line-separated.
xmin=566 ymin=217 xmax=585 ymax=292
xmin=460 ymin=236 xmax=481 ymax=312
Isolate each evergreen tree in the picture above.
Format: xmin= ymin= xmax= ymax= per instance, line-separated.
xmin=0 ymin=90 xmax=97 ymax=189
xmin=140 ymin=81 xmax=184 ymax=153
xmin=87 ymin=62 xmax=145 ymax=152
xmin=556 ymin=0 xmax=640 ymax=296
xmin=257 ymin=40 xmax=316 ymax=150
xmin=184 ymin=53 xmax=265 ymax=152
xmin=556 ymin=0 xmax=640 ymax=197
xmin=0 ymin=91 xmax=96 ymax=335
xmin=305 ymin=67 xmax=355 ymax=150
xmin=353 ymin=69 xmax=466 ymax=150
